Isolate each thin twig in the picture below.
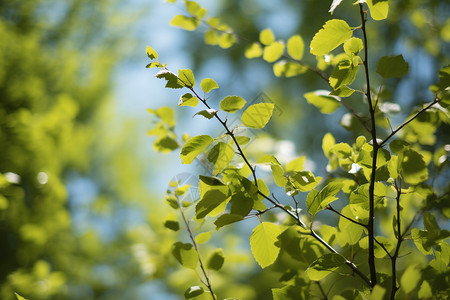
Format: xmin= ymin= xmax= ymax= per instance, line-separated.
xmin=326 ymin=205 xmax=368 ymax=228
xmin=178 ymin=199 xmax=217 ymax=300
xmin=379 ymin=96 xmax=440 ymax=147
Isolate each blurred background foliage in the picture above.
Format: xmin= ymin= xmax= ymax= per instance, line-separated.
xmin=0 ymin=0 xmax=448 ymax=299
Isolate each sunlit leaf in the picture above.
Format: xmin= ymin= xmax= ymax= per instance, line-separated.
xmin=367 ymin=0 xmax=389 ymax=21
xmin=343 ymin=37 xmax=363 ymax=57
xmin=170 ymin=15 xmax=200 ymax=31
xmin=329 ymin=58 xmax=360 ymax=90
xmin=306 ymin=253 xmax=345 ymax=280
xmin=180 ymin=135 xmax=214 ymax=164
xmin=220 ymin=95 xmax=246 ymax=113
xmin=195 ymin=189 xmax=228 ymax=219
xmin=287 ymin=35 xmax=304 ymax=60
xmin=304 ymin=90 xmax=341 ymax=114
xmin=178 ymin=93 xmax=199 ymax=107
xmin=263 ymin=42 xmax=285 ymax=63
xmin=310 ymin=19 xmax=353 ymax=56
xmin=273 ymin=61 xmax=307 ymax=77
xmin=242 ymin=103 xmax=275 ymax=128
xmin=207 ymin=142 xmax=235 ymax=175
xmin=260 ymin=28 xmax=275 ymax=45
xmin=400 ymin=265 xmax=422 ymax=294
xmin=195 ymin=232 xmax=212 ymax=244
xmin=322 ymin=133 xmax=335 ymax=158
xmin=245 ymin=42 xmax=263 ymax=59
xmin=146 ymin=45 xmax=158 ymax=60
xmin=250 ymin=222 xmax=281 ymax=268
xmin=200 ymin=78 xmax=219 ymax=93
xmin=178 ymin=69 xmax=195 ymax=87
xmin=185 ymin=1 xmax=207 ymax=19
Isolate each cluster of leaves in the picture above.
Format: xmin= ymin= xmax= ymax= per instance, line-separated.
xmin=147 ymin=0 xmax=449 ymax=299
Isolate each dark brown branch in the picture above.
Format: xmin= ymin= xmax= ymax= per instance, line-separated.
xmin=359 ymin=3 xmax=378 ymax=287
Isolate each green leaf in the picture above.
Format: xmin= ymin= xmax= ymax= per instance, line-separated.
xmin=370 ymin=285 xmax=386 ymax=300
xmin=273 ymin=61 xmax=307 ymax=77
xmin=289 ymin=171 xmax=322 ymax=192
xmin=153 ymin=136 xmax=180 ymax=153
xmin=376 ymin=55 xmax=409 ymax=79
xmin=241 ymin=103 xmax=275 ymax=129
xmin=287 ymin=35 xmax=304 ymax=60
xmin=401 ymin=149 xmax=428 ymax=184
xmin=146 ymin=45 xmax=158 ymax=60
xmin=15 ymin=293 xmax=28 ymax=300
xmin=234 ymin=136 xmax=251 ymax=145
xmin=184 ymin=286 xmax=204 ymax=299
xmin=343 ymin=37 xmax=363 ymax=57
xmin=250 ymin=222 xmax=281 ymax=268
xmin=193 ymin=109 xmax=216 ymax=119
xmin=329 ymin=86 xmax=356 ymax=97
xmin=418 ymin=280 xmax=432 ymax=299
xmin=163 ymin=219 xmax=180 ymax=231
xmin=306 ymin=253 xmax=345 ymax=281
xmin=185 ymin=1 xmax=207 ymax=19
xmin=367 ymin=0 xmax=389 ymax=21
xmin=179 ymin=93 xmax=199 ymax=107
xmin=260 ymin=28 xmax=275 ymax=45
xmin=207 ymin=142 xmax=235 ymax=175
xmin=171 ymin=242 xmax=198 ymax=269
xmin=306 ymin=182 xmax=343 ymax=216
xmin=195 ymin=232 xmax=212 ymax=244
xmin=271 ymin=163 xmax=288 ymax=187
xmin=329 ymin=58 xmax=360 ymax=90
xmin=180 ymin=135 xmax=214 ymax=164
xmin=400 ymin=264 xmax=422 ymax=294
xmin=286 ymin=156 xmax=305 ymax=173
xmin=304 ymin=90 xmax=341 ymax=114
xmin=207 ymin=248 xmax=225 ymax=270
xmin=220 ymin=96 xmax=247 ymax=113
xmin=155 ymin=69 xmax=184 ymax=89
xmin=310 ymin=19 xmax=353 ymax=56
xmin=195 ymin=189 xmax=229 ymax=219
xmin=200 ymin=78 xmax=219 ymax=93
xmin=178 ymin=69 xmax=196 ymax=87
xmin=245 ymin=42 xmax=263 ymax=59
xmin=272 ymin=285 xmax=303 ymax=300
xmin=170 ymin=15 xmax=200 ymax=31
xmin=214 ymin=213 xmax=244 ymax=229
xmin=263 ymin=42 xmax=285 ymax=63
xmin=322 ymin=133 xmax=335 ymax=158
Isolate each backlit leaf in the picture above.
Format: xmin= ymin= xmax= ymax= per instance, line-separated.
xmin=306 ymin=182 xmax=343 ymax=216
xmin=245 ymin=42 xmax=263 ymax=59
xmin=180 ymin=135 xmax=214 ymax=164
xmin=193 ymin=109 xmax=216 ymax=119
xmin=250 ymin=222 xmax=281 ymax=268
xmin=307 ymin=253 xmax=345 ymax=280
xmin=185 ymin=1 xmax=207 ymax=19
xmin=343 ymin=37 xmax=363 ymax=56
xmin=304 ymin=90 xmax=341 ymax=114
xmin=178 ymin=69 xmax=195 ymax=87
xmin=400 ymin=265 xmax=422 ymax=293
xmin=207 ymin=142 xmax=235 ymax=175
xmin=263 ymin=42 xmax=285 ymax=63
xmin=273 ymin=61 xmax=307 ymax=77
xmin=170 ymin=15 xmax=200 ymax=31
xmin=310 ymin=19 xmax=353 ymax=56
xmin=322 ymin=133 xmax=335 ymax=158
xmin=329 ymin=58 xmax=360 ymax=90
xmin=287 ymin=35 xmax=304 ymax=60
xmin=260 ymin=28 xmax=275 ymax=45
xmin=200 ymin=78 xmax=219 ymax=93
xmin=242 ymin=103 xmax=275 ymax=129
xmin=195 ymin=232 xmax=212 ymax=244
xmin=367 ymin=0 xmax=389 ymax=21
xmin=178 ymin=93 xmax=199 ymax=107
xmin=146 ymin=45 xmax=158 ymax=60
xmin=220 ymin=96 xmax=246 ymax=113
xmin=195 ymin=189 xmax=228 ymax=219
